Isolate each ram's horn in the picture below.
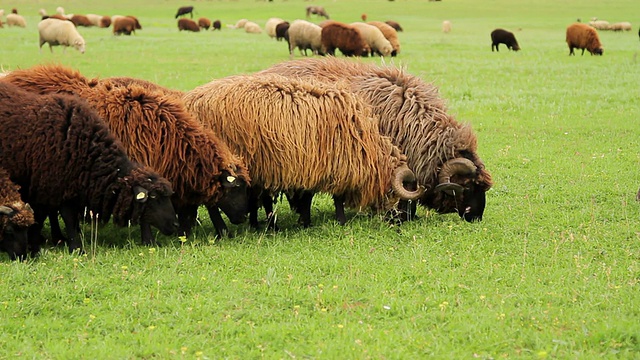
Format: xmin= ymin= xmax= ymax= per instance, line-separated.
xmin=435 ymin=158 xmax=476 ymax=194
xmin=392 ymin=165 xmax=425 ymax=200
xmin=0 ymin=205 xmax=14 ymax=215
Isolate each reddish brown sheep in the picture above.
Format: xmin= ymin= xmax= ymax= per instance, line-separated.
xmin=566 ymin=23 xmax=603 ymax=55
xmin=0 ymin=82 xmax=178 ymax=254
xmin=321 ymin=21 xmax=369 ymax=57
xmin=100 ymin=16 xmax=111 ymax=28
xmin=213 ymin=20 xmax=221 ymax=31
xmin=260 ymin=58 xmax=493 ymax=222
xmin=71 ymin=14 xmax=94 ymax=27
xmin=178 ymin=18 xmax=200 ymax=32
xmin=198 ymin=17 xmax=211 ymax=30
xmin=491 ymin=28 xmax=520 ymax=52
xmin=113 ymin=16 xmax=137 ymax=35
xmin=183 ymin=73 xmax=423 ymax=228
xmin=1 ymin=65 xmax=251 ymax=241
xmin=0 ymin=167 xmax=35 ymax=261
xmin=175 ymin=6 xmax=194 ymax=19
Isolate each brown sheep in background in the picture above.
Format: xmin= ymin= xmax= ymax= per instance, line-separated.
xmin=113 ymin=16 xmax=138 ymax=35
xmin=260 ymin=58 xmax=493 ymax=223
xmin=306 ymin=5 xmax=329 ymax=19
xmin=212 ymin=20 xmax=221 ymax=31
xmin=0 ymin=167 xmax=35 ymax=261
xmin=175 ymin=6 xmax=194 ymax=19
xmin=71 ymin=14 xmax=94 ymax=27
xmin=198 ymin=17 xmax=211 ymax=30
xmin=1 ymin=65 xmax=251 ymax=241
xmin=275 ymin=22 xmax=290 ymax=41
xmin=178 ymin=18 xmax=200 ymax=32
xmin=183 ymin=73 xmax=423 ymax=228
xmin=385 ymin=20 xmax=403 ymax=32
xmin=321 ymin=21 xmax=369 ymax=57
xmin=566 ymin=23 xmax=603 ymax=55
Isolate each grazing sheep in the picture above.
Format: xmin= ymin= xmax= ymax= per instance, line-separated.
xmin=1 ymin=65 xmax=251 ymax=241
xmin=198 ymin=17 xmax=211 ymax=30
xmin=442 ymin=20 xmax=451 ymax=33
xmin=260 ymin=58 xmax=494 ymax=222
xmin=351 ymin=22 xmax=393 ymax=57
xmin=244 ymin=21 xmax=262 ymax=34
xmin=275 ymin=22 xmax=290 ymax=41
xmin=286 ymin=19 xmax=323 ymax=58
xmin=175 ymin=6 xmax=194 ymax=19
xmin=38 ymin=18 xmax=85 ymax=54
xmin=213 ymin=20 xmax=221 ymax=31
xmin=0 ymin=168 xmax=35 ymax=261
xmin=230 ymin=18 xmax=248 ymax=29
xmin=491 ymin=28 xmax=520 ymax=52
xmin=0 ymin=82 xmax=178 ymax=254
xmin=321 ymin=21 xmax=369 ymax=57
xmin=608 ymin=22 xmax=632 ymax=31
xmin=71 ymin=14 xmax=94 ymax=27
xmin=265 ymin=17 xmax=286 ymax=38
xmin=178 ymin=18 xmax=200 ymax=32
xmin=113 ymin=16 xmax=139 ymax=35
xmin=385 ymin=20 xmax=403 ymax=32
xmin=183 ymin=73 xmax=423 ymax=228
xmin=566 ymin=22 xmax=603 ymax=55
xmin=87 ymin=14 xmax=111 ymax=28
xmin=588 ymin=19 xmax=610 ymax=30
xmin=361 ymin=13 xmax=367 ymax=22
xmin=367 ymin=21 xmax=401 ymax=56
xmin=306 ymin=5 xmax=329 ymax=19
xmin=6 ymin=14 xmax=26 ymax=27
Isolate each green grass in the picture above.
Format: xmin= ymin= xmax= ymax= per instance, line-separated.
xmin=1 ymin=0 xmax=640 ymax=358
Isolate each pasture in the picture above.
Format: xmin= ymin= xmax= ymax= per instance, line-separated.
xmin=1 ymin=0 xmax=640 ymax=357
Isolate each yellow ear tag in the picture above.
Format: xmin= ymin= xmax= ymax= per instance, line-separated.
xmin=226 ymin=176 xmax=236 ymax=183
xmin=136 ymin=192 xmax=147 ymax=200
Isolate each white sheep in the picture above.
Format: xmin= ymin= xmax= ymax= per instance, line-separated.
xmin=609 ymin=22 xmax=632 ymax=31
xmin=86 ymin=14 xmax=103 ymax=27
xmin=39 ymin=8 xmax=47 ymax=16
xmin=228 ymin=18 xmax=248 ymax=29
xmin=6 ymin=14 xmax=26 ymax=27
xmin=287 ymin=19 xmax=323 ymax=59
xmin=265 ymin=17 xmax=285 ymax=38
xmin=351 ymin=22 xmax=393 ymax=57
xmin=367 ymin=21 xmax=401 ymax=56
xmin=244 ymin=21 xmax=262 ymax=34
xmin=38 ymin=18 xmax=85 ymax=54
xmin=589 ymin=20 xmax=610 ymax=30
xmin=442 ymin=20 xmax=452 ymax=33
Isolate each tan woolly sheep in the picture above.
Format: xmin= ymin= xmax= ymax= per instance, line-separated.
xmin=286 ymin=19 xmax=323 ymax=58
xmin=38 ymin=18 xmax=86 ymax=54
xmin=6 ymin=14 xmax=26 ymax=27
xmin=351 ymin=22 xmax=393 ymax=57
xmin=244 ymin=21 xmax=262 ymax=34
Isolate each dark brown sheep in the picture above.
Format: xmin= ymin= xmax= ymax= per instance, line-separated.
xmin=183 ymin=73 xmax=423 ymax=228
xmin=100 ymin=16 xmax=111 ymax=28
xmin=1 ymin=65 xmax=251 ymax=240
xmin=175 ymin=6 xmax=194 ymax=19
xmin=275 ymin=22 xmax=290 ymax=41
xmin=0 ymin=82 xmax=178 ymax=254
xmin=113 ymin=16 xmax=137 ymax=35
xmin=385 ymin=20 xmax=403 ymax=32
xmin=71 ymin=14 xmax=94 ymax=27
xmin=306 ymin=6 xmax=329 ymax=19
xmin=0 ymin=167 xmax=35 ymax=261
xmin=566 ymin=23 xmax=603 ymax=55
xmin=321 ymin=21 xmax=369 ymax=57
xmin=491 ymin=28 xmax=520 ymax=52
xmin=260 ymin=58 xmax=493 ymax=222
xmin=178 ymin=18 xmax=200 ymax=32
xmin=198 ymin=17 xmax=211 ymax=30
xmin=212 ymin=20 xmax=221 ymax=31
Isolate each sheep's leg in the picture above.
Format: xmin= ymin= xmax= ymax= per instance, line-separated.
xmin=333 ymin=195 xmax=346 ymax=225
xmin=248 ymin=187 xmax=261 ymax=228
xmin=206 ymin=206 xmax=229 ymax=238
xmin=176 ymin=205 xmax=198 ymax=238
xmin=295 ymin=191 xmax=314 ymax=227
xmin=59 ymin=204 xmax=83 ymax=254
xmin=27 ymin=210 xmax=48 ymax=258
xmin=262 ymin=192 xmax=279 ymax=230
xmin=48 ymin=210 xmax=68 ymax=245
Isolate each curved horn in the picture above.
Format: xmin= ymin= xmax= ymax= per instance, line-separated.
xmin=436 ymin=158 xmax=477 ymax=195
xmin=0 ymin=205 xmax=14 ymax=215
xmin=391 ymin=165 xmax=425 ymax=201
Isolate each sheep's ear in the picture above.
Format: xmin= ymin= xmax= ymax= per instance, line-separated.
xmin=134 ymin=186 xmax=148 ymax=203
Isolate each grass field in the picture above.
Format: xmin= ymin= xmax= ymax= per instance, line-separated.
xmin=1 ymin=0 xmax=640 ymax=358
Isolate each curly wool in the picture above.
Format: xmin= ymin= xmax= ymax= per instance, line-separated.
xmin=0 ymin=65 xmax=250 ymax=211
xmin=183 ymin=73 xmax=408 ymax=211
xmin=0 ymin=83 xmax=172 ymax=225
xmin=0 ymin=167 xmax=35 ymax=238
xmin=258 ymin=58 xmax=493 ymax=201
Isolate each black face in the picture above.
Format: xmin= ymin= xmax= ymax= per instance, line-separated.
xmin=459 ymin=186 xmax=486 ymax=222
xmin=136 ymin=189 xmax=179 ymax=235
xmin=216 ymin=171 xmax=249 ymax=224
xmin=593 ymin=48 xmax=603 ymax=55
xmin=1 ymin=223 xmax=29 ymax=261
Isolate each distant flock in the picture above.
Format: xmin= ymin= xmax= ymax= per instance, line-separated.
xmin=0 ymin=5 xmax=636 ymax=57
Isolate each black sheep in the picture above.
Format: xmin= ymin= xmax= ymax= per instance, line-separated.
xmin=0 ymin=82 xmax=179 ymax=254
xmin=491 ymin=28 xmax=520 ymax=52
xmin=175 ymin=6 xmax=194 ymax=19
